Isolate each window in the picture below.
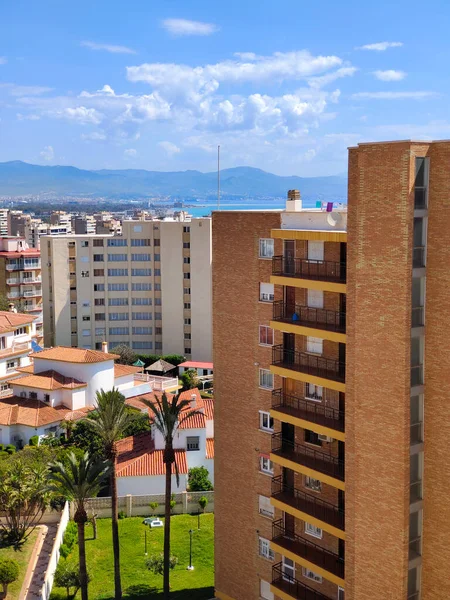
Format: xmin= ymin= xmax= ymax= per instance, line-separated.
xmin=132 ymin=268 xmax=152 ymax=276
xmin=306 ymin=383 xmax=323 ymax=401
xmin=305 ymin=429 xmax=321 ymax=446
xmin=133 ymin=225 xmax=142 ymax=233
xmin=155 ymin=341 xmax=162 ymax=350
xmin=259 ymin=325 xmax=274 ymax=346
xmin=81 ymin=271 xmax=90 ymax=278
xmin=131 ymin=253 xmax=151 ymax=261
xmin=184 ymin=318 xmax=191 ymax=325
xmin=154 ymin=269 xmax=161 ymax=276
xmin=132 ymin=282 xmax=151 ymax=291
xmin=338 ymin=588 xmax=345 ymax=600
xmin=132 ymin=297 xmax=151 ymax=305
xmin=133 ymin=327 xmax=152 ymax=335
xmin=155 ymin=298 xmax=161 ymax=306
xmin=305 ymin=522 xmax=323 ymax=539
xmin=183 ymin=226 xmax=190 ymax=233
xmin=68 ymin=241 xmax=75 ymax=248
xmin=282 ymin=557 xmax=295 ymax=582
xmin=183 ymin=242 xmax=190 ymax=249
xmin=155 ymin=327 xmax=162 ymax=335
xmin=44 ymin=394 xmax=50 ymax=403
xmin=93 ymin=254 xmax=104 ymax=262
xmin=155 ymin=283 xmax=161 ymax=291
xmin=184 ymin=302 xmax=191 ymax=309
xmin=108 ymin=283 xmax=128 ymax=291
xmin=307 ymin=336 xmax=323 ymax=354
xmin=260 ymin=282 xmax=274 ymax=302
xmin=109 ymin=327 xmax=130 ymax=335
xmin=109 ymin=298 xmax=129 ymax=306
xmin=154 ymin=254 xmax=161 ymax=262
xmin=15 ymin=327 xmax=26 ymax=336
xmin=259 ymin=495 xmax=274 ymax=518
xmin=80 ymin=256 xmax=89 ymax=263
xmin=95 ymin=328 xmax=105 ymax=335
xmin=108 ymin=253 xmax=127 ymax=261
xmin=184 ymin=288 xmax=191 ymax=295
xmin=94 ymin=269 xmax=105 ymax=277
xmin=6 ymin=360 xmax=17 ymax=371
xmin=260 ymin=580 xmax=274 ymax=600
xmin=307 ymin=241 xmax=324 ymax=262
xmin=155 ymin=312 xmax=162 ymax=320
xmin=82 ymin=329 xmax=91 ymax=337
xmin=258 ymin=537 xmax=274 ymax=561
xmin=81 ymin=241 xmax=89 ymax=247
xmin=133 ymin=341 xmax=153 ymax=349
xmin=259 ymin=369 xmax=273 ymax=390
xmin=82 ymin=316 xmax=91 ymax=321
xmin=259 ymin=238 xmax=274 ymax=258
xmin=153 ymin=238 xmax=160 ymax=246
xmin=93 ymin=239 xmax=104 ymax=247
xmin=259 ymin=411 xmax=274 ymax=432
xmin=184 ymin=257 xmax=190 ymax=264
xmin=82 ymin=301 xmax=90 ymax=307
xmin=108 ymin=239 xmax=127 ymax=246
xmin=132 ymin=312 xmax=152 ymax=320
xmin=307 ymin=289 xmax=324 ymax=309
xmin=108 ymin=268 xmax=128 ymax=276
xmin=305 ymin=477 xmax=322 ymax=492
xmin=302 ymin=568 xmax=322 ymax=583
xmin=187 ymin=436 xmax=200 ymax=451
xmin=184 ymin=333 xmax=191 ymax=340
xmin=260 ymin=456 xmax=273 ymax=475
xmin=95 ymin=313 xmax=106 ymax=321
xmin=109 ymin=313 xmax=129 ymax=321
xmin=131 ymin=239 xmax=151 ymax=246
xmin=94 ymin=284 xmax=105 ymax=292
xmin=184 ymin=273 xmax=191 ymax=280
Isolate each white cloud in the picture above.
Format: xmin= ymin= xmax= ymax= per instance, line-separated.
xmin=233 ymin=52 xmax=257 ymax=61
xmin=0 ymin=83 xmax=53 ymax=96
xmin=51 ymin=106 xmax=104 ymax=124
xmin=16 ymin=113 xmax=41 ymax=121
xmin=40 ymin=145 xmax=54 ymax=161
xmin=373 ymin=69 xmax=406 ymax=81
xmin=308 ymin=66 xmax=357 ymax=88
xmin=81 ymin=131 xmax=107 ymax=141
xmin=80 ymin=41 xmax=136 ymax=54
xmin=356 ymin=41 xmax=403 ymax=51
xmin=124 ymin=148 xmax=137 ymax=157
xmin=0 ymin=57 xmax=7 ymax=65
xmin=353 ymin=91 xmax=437 ymax=100
xmin=158 ymin=141 xmax=181 ymax=156
xmin=161 ymin=18 xmax=219 ymax=36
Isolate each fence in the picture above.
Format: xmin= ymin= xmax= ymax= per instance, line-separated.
xmin=40 ymin=502 xmax=70 ymax=600
xmin=70 ymin=491 xmax=215 ymax=519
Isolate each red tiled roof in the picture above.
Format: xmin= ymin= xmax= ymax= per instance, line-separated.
xmin=0 ymin=397 xmax=92 ymax=427
xmin=206 ymin=438 xmax=214 ymax=459
xmin=16 ymin=364 xmax=34 ymax=374
xmin=203 ymin=398 xmax=214 ymax=421
xmin=31 ymin=346 xmax=119 ymax=363
xmin=14 ymin=370 xmax=86 ymax=390
xmin=116 ymin=433 xmax=188 ymax=477
xmin=0 ymin=311 xmax=35 ymax=333
xmin=178 ymin=361 xmax=213 ymax=370
xmin=114 ymin=364 xmax=141 ymax=378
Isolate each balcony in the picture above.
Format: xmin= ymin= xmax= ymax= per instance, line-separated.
xmin=6 ymin=278 xmax=20 ymax=285
xmin=272 ymin=346 xmax=345 ymax=384
xmin=273 ymin=301 xmax=346 ymax=334
xmin=7 ymin=292 xmax=21 ymax=299
xmin=413 ymin=247 xmax=425 ymax=269
xmin=272 ymin=433 xmax=344 ymax=482
xmin=272 ymin=476 xmax=344 ymax=532
xmin=272 ymin=389 xmax=344 ymax=433
xmin=134 ymin=373 xmax=179 ymax=391
xmin=23 ymin=305 xmax=42 ymax=313
xmin=0 ymin=341 xmax=30 ymax=357
xmin=411 ymin=307 xmax=424 ymax=328
xmin=272 ymin=256 xmax=346 ymax=283
xmin=23 ymin=261 xmax=41 ymax=270
xmin=271 ymin=563 xmax=333 ymax=600
xmin=6 ymin=264 xmax=20 ymax=271
xmin=272 ymin=520 xmax=345 ymax=581
xmin=21 ymin=276 xmax=42 ymax=284
xmin=23 ymin=290 xmax=42 ymax=297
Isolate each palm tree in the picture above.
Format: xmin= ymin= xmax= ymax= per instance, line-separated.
xmin=142 ymin=392 xmax=202 ymax=599
xmin=84 ymin=388 xmax=134 ymax=600
xmin=50 ymin=452 xmax=111 ymax=600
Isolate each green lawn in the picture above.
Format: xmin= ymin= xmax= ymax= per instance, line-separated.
xmin=51 ymin=514 xmax=214 ymax=600
xmin=0 ymin=529 xmax=38 ymax=599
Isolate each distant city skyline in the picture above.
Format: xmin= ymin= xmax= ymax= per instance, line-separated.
xmin=0 ymin=0 xmax=448 ymax=176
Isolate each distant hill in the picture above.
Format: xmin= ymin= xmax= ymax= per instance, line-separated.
xmin=0 ymin=161 xmax=347 ymax=200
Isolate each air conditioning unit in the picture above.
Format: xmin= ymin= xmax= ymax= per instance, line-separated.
xmin=318 ymin=434 xmax=334 ymax=442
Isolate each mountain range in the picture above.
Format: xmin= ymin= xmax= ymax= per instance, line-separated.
xmin=0 ymin=161 xmax=347 ymax=200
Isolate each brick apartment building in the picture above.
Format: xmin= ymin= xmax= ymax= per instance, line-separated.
xmin=212 ymin=140 xmax=443 ymax=600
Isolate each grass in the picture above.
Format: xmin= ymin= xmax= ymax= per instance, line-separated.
xmin=51 ymin=514 xmax=214 ymax=600
xmin=0 ymin=529 xmax=39 ymax=599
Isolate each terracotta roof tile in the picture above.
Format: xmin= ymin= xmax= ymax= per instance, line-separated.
xmin=116 ymin=433 xmax=188 ymax=477
xmin=206 ymin=438 xmax=214 ymax=459
xmin=178 ymin=361 xmax=213 ymax=370
xmin=203 ymin=398 xmax=214 ymax=421
xmin=16 ymin=364 xmax=34 ymax=374
xmin=30 ymin=346 xmax=119 ymax=363
xmin=14 ymin=370 xmax=87 ymax=390
xmin=0 ymin=397 xmax=92 ymax=427
xmin=114 ymin=364 xmax=142 ymax=378
xmin=0 ymin=311 xmax=35 ymax=333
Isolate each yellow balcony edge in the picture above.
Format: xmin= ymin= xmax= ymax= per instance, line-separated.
xmin=270 ymin=497 xmax=346 ymax=540
xmin=271 ymin=229 xmax=347 ymax=243
xmin=270 ymin=408 xmax=345 ymax=442
xmin=271 ymin=541 xmax=345 ymax=588
xmin=270 ymin=275 xmax=347 ymax=294
xmin=270 ymin=365 xmax=346 ymax=393
xmin=270 ymin=585 xmax=296 ymax=600
xmin=270 ymin=320 xmax=346 ymax=344
xmin=270 ymin=452 xmax=345 ymax=491
xmin=215 ymin=592 xmax=236 ymax=600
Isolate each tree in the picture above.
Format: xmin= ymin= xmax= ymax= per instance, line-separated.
xmin=149 ymin=502 xmax=159 ymax=516
xmin=188 ymin=467 xmax=213 ymax=492
xmin=0 ymin=559 xmax=19 ymax=598
xmin=146 ymin=554 xmax=178 ymax=577
xmin=50 ymin=452 xmax=111 ymax=600
xmin=54 ymin=561 xmax=83 ymax=600
xmin=112 ymin=344 xmax=137 ymax=366
xmin=0 ymin=460 xmax=52 ymax=544
xmin=198 ymin=496 xmax=208 ymax=513
xmin=84 ymin=388 xmax=135 ymax=600
xmin=0 ymin=295 xmax=26 ymax=314
xmin=180 ymin=369 xmax=199 ymax=391
xmin=142 ymin=392 xmax=202 ymax=600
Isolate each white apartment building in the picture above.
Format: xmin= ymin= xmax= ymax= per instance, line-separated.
xmin=41 ymin=217 xmax=212 ymax=361
xmin=0 ymin=310 xmax=36 ymax=396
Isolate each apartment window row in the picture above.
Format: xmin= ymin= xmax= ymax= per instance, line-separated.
xmin=109 ymin=313 xmax=129 ymax=321
xmin=107 ymin=239 xmax=127 ymax=246
xmin=108 ymin=253 xmax=128 ymax=261
xmin=108 ymin=269 xmax=128 ymax=277
xmin=108 ymin=283 xmax=128 ymax=291
xmin=94 ymin=284 xmax=105 ymax=292
xmin=131 ymin=239 xmax=151 ymax=246
xmin=93 ymin=254 xmax=104 ymax=262
xmin=109 ymin=298 xmax=129 ymax=306
xmin=132 ymin=298 xmax=151 ymax=305
xmin=133 ymin=341 xmax=153 ymax=349
xmin=131 ymin=253 xmax=151 ymax=261
xmin=133 ymin=312 xmax=152 ymax=320
xmin=94 ymin=269 xmax=105 ymax=277
xmin=133 ymin=268 xmax=152 ymax=276
xmin=133 ymin=283 xmax=151 ymax=291
xmin=133 ymin=327 xmax=152 ymax=335
xmin=109 ymin=327 xmax=129 ymax=335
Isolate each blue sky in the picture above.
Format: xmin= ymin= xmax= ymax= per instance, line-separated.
xmin=0 ymin=0 xmax=449 ymax=176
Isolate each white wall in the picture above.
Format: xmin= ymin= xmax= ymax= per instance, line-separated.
xmin=190 ymin=218 xmax=212 ymax=362
xmin=281 ymin=209 xmax=348 ymax=231
xmin=160 ymin=222 xmax=184 ymax=356
xmin=117 ymin=473 xmax=188 ymax=496
xmin=206 ymin=418 xmax=214 ymax=439
xmin=204 ymin=458 xmax=214 ymax=485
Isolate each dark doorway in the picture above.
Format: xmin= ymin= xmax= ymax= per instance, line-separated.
xmin=284 ymin=240 xmax=295 ymax=275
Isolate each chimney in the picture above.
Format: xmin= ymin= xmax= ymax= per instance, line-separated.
xmin=102 ymin=340 xmax=108 ymax=353
xmin=286 ymin=189 xmax=302 ymax=212
xmin=191 ymin=393 xmax=197 ymax=409
xmin=8 ymin=303 xmax=17 ymax=313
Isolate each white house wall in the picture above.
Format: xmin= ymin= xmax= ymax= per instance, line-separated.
xmin=117 ymin=473 xmax=188 ymax=496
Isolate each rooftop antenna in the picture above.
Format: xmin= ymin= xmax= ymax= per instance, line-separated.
xmin=217 ymin=144 xmax=220 ymax=211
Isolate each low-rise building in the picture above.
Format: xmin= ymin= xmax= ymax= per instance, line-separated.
xmin=0 ymin=310 xmax=36 ymax=395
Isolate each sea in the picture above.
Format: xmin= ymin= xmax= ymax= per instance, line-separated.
xmin=185 ymin=198 xmax=345 ymax=218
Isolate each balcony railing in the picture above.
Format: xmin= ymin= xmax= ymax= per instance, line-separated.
xmin=411 ymin=307 xmax=424 ymax=328
xmin=272 ymin=389 xmax=344 ymax=432
xmin=414 ymin=187 xmax=427 ymax=210
xmin=23 ymin=290 xmax=42 ymax=297
xmin=23 ymin=261 xmax=41 ymax=270
xmin=272 ymin=476 xmax=344 ymax=531
xmin=410 ymin=422 xmax=423 ymax=445
xmin=272 ymin=346 xmax=345 ymax=383
xmin=272 ymin=520 xmax=345 ymax=579
xmin=134 ymin=373 xmax=179 ymax=391
xmin=7 ymin=292 xmax=20 ymax=299
xmin=410 ymin=480 xmax=422 ymax=504
xmin=272 ymin=256 xmax=346 ymax=283
xmin=411 ymin=365 xmax=423 ymax=387
xmin=272 ymin=432 xmax=344 ymax=481
xmin=272 ymin=301 xmax=346 ymax=333
xmin=6 ymin=278 xmax=20 ymax=285
xmin=0 ymin=341 xmax=30 ymax=357
xmin=413 ymin=247 xmax=425 ymax=269
xmin=271 ymin=563 xmax=333 ymax=600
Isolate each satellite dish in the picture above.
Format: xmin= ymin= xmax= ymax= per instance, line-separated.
xmin=327 ymin=212 xmax=342 ymax=227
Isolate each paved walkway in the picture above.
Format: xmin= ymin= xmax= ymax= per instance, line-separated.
xmin=21 ymin=524 xmax=58 ymax=600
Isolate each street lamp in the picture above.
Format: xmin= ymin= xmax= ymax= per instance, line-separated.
xmin=187 ymin=529 xmax=194 ymax=570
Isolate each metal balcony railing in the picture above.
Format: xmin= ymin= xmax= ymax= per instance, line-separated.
xmin=272 ymin=301 xmax=346 ymax=333
xmin=272 ymin=432 xmax=344 ymax=481
xmin=272 ymin=476 xmax=344 ymax=531
xmin=411 ymin=365 xmax=423 ymax=387
xmin=410 ymin=422 xmax=423 ymax=445
xmin=272 ymin=520 xmax=345 ymax=579
xmin=272 ymin=389 xmax=344 ymax=432
xmin=411 ymin=307 xmax=424 ymax=328
xmin=272 ymin=345 xmax=345 ymax=383
xmin=271 ymin=563 xmax=333 ymax=600
xmin=410 ymin=480 xmax=422 ymax=504
xmin=413 ymin=247 xmax=425 ymax=268
xmin=272 ymin=256 xmax=346 ymax=283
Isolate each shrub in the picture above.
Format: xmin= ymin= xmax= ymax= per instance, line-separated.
xmin=0 ymin=558 xmax=20 ymax=594
xmin=149 ymin=501 xmax=159 ymax=516
xmin=59 ymin=521 xmax=77 ymax=558
xmin=198 ymin=496 xmax=208 ymax=512
xmin=188 ymin=466 xmax=213 ymax=491
xmin=146 ymin=554 xmax=178 ymax=576
xmin=180 ymin=369 xmax=199 ymax=391
xmin=169 ymin=494 xmax=176 ymax=513
xmin=118 ymin=510 xmax=126 ymax=520
xmin=59 ymin=544 xmax=71 ymax=559
xmin=0 ymin=444 xmax=4 ymax=452
xmin=5 ymin=445 xmax=16 ymax=455
xmin=29 ymin=435 xmax=39 ymax=447
xmin=54 ymin=561 xmax=86 ymax=600
xmin=0 ymin=451 xmax=8 ymax=460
